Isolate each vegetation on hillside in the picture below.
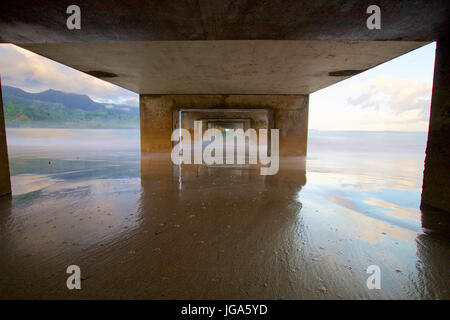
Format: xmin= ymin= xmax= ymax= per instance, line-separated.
xmin=2 ymin=86 xmax=139 ymax=128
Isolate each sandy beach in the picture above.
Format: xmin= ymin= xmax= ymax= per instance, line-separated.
xmin=0 ymin=128 xmax=448 ymax=299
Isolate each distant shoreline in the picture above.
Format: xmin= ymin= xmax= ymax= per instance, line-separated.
xmin=5 ymin=127 xmax=427 ymax=134
xmin=6 ymin=126 xmax=139 ymax=130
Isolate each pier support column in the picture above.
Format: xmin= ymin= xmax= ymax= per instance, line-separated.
xmin=273 ymin=95 xmax=309 ymax=156
xmin=140 ymin=95 xmax=174 ymax=153
xmin=422 ymin=36 xmax=450 ymax=212
xmin=0 ymin=76 xmax=11 ymax=196
xmin=140 ymin=94 xmax=309 ymax=156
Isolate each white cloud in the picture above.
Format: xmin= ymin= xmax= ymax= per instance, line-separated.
xmin=349 ymin=76 xmax=431 ymax=113
xmin=310 ymin=43 xmax=435 ymax=132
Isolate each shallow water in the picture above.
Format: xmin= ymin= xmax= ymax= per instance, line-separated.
xmin=0 ymin=128 xmax=448 ymax=299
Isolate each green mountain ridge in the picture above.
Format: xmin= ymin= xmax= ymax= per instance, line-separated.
xmin=2 ymin=86 xmax=139 ymax=128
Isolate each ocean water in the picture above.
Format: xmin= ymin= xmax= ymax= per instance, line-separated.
xmin=0 ymin=128 xmax=448 ymax=299
xmin=6 ymin=128 xmax=427 ymax=233
xmin=306 ymin=130 xmax=428 ymax=234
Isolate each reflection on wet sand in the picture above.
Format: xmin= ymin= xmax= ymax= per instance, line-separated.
xmin=0 ymin=129 xmax=448 ymax=299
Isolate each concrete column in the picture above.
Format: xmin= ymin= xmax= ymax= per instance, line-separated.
xmin=140 ymin=95 xmax=174 ymax=153
xmin=140 ymin=94 xmax=309 ymax=157
xmin=272 ymin=96 xmax=309 ymax=156
xmin=0 ymin=76 xmax=11 ymax=196
xmin=421 ymin=36 xmax=450 ymax=212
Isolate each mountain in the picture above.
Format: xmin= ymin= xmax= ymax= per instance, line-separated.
xmin=1 ymin=86 xmax=139 ymax=128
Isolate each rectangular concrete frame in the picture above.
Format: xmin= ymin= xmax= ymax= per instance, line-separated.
xmin=176 ymin=109 xmax=269 ymax=159
xmin=204 ymin=119 xmax=251 ymax=130
xmin=176 ymin=108 xmax=269 ymax=133
xmin=140 ymin=94 xmax=308 ymax=156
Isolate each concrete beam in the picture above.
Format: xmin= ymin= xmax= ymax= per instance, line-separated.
xmin=0 ymin=76 xmax=11 ymax=196
xmin=422 ymin=36 xmax=450 ymax=212
xmin=140 ymin=95 xmax=308 ymax=156
xmin=0 ymin=1 xmax=448 ymax=43
xmin=18 ymin=40 xmax=426 ymax=95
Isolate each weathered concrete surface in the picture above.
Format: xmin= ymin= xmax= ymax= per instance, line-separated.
xmin=0 ymin=76 xmax=11 ymax=196
xmin=18 ymin=41 xmax=426 ymax=95
xmin=0 ymin=1 xmax=448 ymax=43
xmin=140 ymin=95 xmax=308 ymax=156
xmin=140 ymin=96 xmax=173 ymax=153
xmin=422 ymin=36 xmax=450 ymax=213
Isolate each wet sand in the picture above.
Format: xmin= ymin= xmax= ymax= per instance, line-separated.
xmin=0 ymin=129 xmax=449 ymax=299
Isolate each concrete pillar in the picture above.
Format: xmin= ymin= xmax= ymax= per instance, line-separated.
xmin=421 ymin=36 xmax=450 ymax=212
xmin=272 ymin=96 xmax=309 ymax=156
xmin=140 ymin=95 xmax=174 ymax=153
xmin=140 ymin=94 xmax=309 ymax=156
xmin=0 ymin=76 xmax=11 ymax=196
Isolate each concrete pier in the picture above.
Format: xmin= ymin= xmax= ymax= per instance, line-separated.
xmin=422 ymin=36 xmax=450 ymax=212
xmin=0 ymin=76 xmax=11 ymax=196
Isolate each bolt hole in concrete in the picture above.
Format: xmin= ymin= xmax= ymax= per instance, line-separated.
xmin=0 ymin=42 xmax=448 ymax=299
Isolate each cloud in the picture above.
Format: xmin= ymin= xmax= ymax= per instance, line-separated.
xmin=347 ymin=75 xmax=432 ymax=121
xmin=348 ymin=76 xmax=432 ymax=115
xmin=0 ymin=44 xmax=139 ymax=107
xmin=310 ymin=75 xmax=433 ymax=132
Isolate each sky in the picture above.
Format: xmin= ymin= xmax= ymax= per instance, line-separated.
xmin=0 ymin=42 xmax=436 ymax=131
xmin=309 ymin=42 xmax=436 ymax=132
